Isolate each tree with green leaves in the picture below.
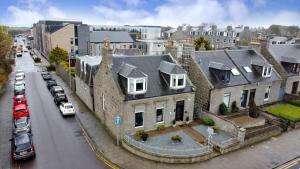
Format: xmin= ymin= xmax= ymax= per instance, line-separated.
xmin=0 ymin=25 xmax=13 ymax=86
xmin=49 ymin=46 xmax=69 ymax=64
xmin=194 ymin=36 xmax=213 ymax=51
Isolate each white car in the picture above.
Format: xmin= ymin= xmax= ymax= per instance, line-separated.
xmin=15 ymin=73 xmax=25 ymax=81
xmin=16 ymin=52 xmax=22 ymax=57
xmin=14 ymin=81 xmax=25 ymax=91
xmin=16 ymin=70 xmax=24 ymax=74
xmin=59 ymin=102 xmax=75 ymax=116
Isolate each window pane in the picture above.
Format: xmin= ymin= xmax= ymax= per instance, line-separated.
xmin=156 ymin=108 xmax=163 ymax=122
xmin=223 ymin=93 xmax=230 ymax=107
xmin=135 ymin=112 xmax=143 ymax=127
xmin=178 ymin=78 xmax=184 ymax=86
xmin=136 ymin=82 xmax=143 ymax=91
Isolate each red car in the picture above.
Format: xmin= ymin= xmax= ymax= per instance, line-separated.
xmin=14 ymin=95 xmax=27 ymax=106
xmin=13 ymin=104 xmax=30 ymax=119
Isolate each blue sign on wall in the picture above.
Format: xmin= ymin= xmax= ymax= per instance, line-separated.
xmin=115 ymin=116 xmax=121 ymax=125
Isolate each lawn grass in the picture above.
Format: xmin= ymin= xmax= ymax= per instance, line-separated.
xmin=264 ymin=103 xmax=300 ymax=122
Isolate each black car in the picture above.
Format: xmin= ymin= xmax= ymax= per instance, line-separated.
xmin=14 ymin=89 xmax=25 ymax=96
xmin=41 ymin=71 xmax=52 ymax=80
xmin=46 ymin=80 xmax=57 ymax=90
xmin=10 ymin=133 xmax=35 ymax=161
xmin=54 ymin=93 xmax=68 ymax=106
xmin=50 ymin=86 xmax=64 ymax=96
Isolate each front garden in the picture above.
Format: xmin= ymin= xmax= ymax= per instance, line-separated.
xmin=264 ymin=103 xmax=300 ymax=122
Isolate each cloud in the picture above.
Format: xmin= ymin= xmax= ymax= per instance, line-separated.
xmin=123 ymin=0 xmax=143 ymax=6
xmin=6 ymin=6 xmax=44 ymax=26
xmin=47 ymin=6 xmax=68 ymax=19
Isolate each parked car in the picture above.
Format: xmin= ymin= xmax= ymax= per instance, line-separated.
xmin=50 ymin=86 xmax=64 ymax=96
xmin=14 ymin=89 xmax=25 ymax=96
xmin=16 ymin=70 xmax=24 ymax=74
xmin=54 ymin=93 xmax=68 ymax=106
xmin=10 ymin=133 xmax=35 ymax=161
xmin=41 ymin=71 xmax=52 ymax=80
xmin=14 ymin=81 xmax=25 ymax=91
xmin=13 ymin=104 xmax=29 ymax=119
xmin=15 ymin=73 xmax=25 ymax=81
xmin=13 ymin=117 xmax=31 ymax=135
xmin=59 ymin=102 xmax=75 ymax=116
xmin=46 ymin=80 xmax=57 ymax=90
xmin=14 ymin=95 xmax=27 ymax=106
xmin=16 ymin=52 xmax=22 ymax=57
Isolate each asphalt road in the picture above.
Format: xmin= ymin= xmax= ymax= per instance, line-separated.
xmin=275 ymin=157 xmax=300 ymax=169
xmin=0 ymin=38 xmax=108 ymax=169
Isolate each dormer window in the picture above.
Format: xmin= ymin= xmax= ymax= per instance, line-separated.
xmin=128 ymin=78 xmax=147 ymax=94
xmin=170 ymin=74 xmax=186 ymax=89
xmin=262 ymin=66 xmax=272 ymax=77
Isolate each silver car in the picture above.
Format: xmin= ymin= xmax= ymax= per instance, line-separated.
xmin=13 ymin=117 xmax=31 ymax=135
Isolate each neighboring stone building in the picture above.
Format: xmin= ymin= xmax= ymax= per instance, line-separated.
xmin=75 ymin=55 xmax=101 ymax=111
xmin=186 ymin=49 xmax=281 ymax=114
xmin=32 ymin=20 xmax=83 ymax=58
xmin=137 ymin=39 xmax=167 ymax=55
xmin=89 ymin=31 xmax=134 ymax=56
xmin=261 ymin=39 xmax=300 ymax=95
xmin=93 ymin=41 xmax=195 ymax=138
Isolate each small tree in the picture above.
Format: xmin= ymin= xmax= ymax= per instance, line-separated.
xmin=49 ymin=46 xmax=68 ymax=64
xmin=219 ymin=103 xmax=228 ymax=115
xmin=231 ymin=101 xmax=239 ymax=113
xmin=249 ymin=99 xmax=259 ymax=118
xmin=194 ymin=36 xmax=213 ymax=51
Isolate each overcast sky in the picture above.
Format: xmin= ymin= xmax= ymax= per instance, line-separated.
xmin=1 ymin=0 xmax=300 ymax=28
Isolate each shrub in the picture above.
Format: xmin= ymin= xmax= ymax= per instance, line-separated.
xmin=156 ymin=124 xmax=165 ymax=131
xmin=287 ymin=99 xmax=300 ymax=107
xmin=219 ymin=103 xmax=229 ymax=115
xmin=203 ymin=117 xmax=215 ymax=126
xmin=171 ymin=135 xmax=182 ymax=142
xmin=249 ymin=99 xmax=259 ymax=118
xmin=135 ymin=130 xmax=148 ymax=141
xmin=231 ymin=101 xmax=239 ymax=113
xmin=46 ymin=65 xmax=56 ymax=71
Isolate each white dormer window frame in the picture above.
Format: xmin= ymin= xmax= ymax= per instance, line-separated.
xmin=128 ymin=77 xmax=147 ymax=95
xmin=170 ymin=74 xmax=186 ymax=89
xmin=262 ymin=66 xmax=272 ymax=77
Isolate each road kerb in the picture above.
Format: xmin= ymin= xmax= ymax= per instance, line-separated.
xmin=75 ymin=115 xmax=121 ymax=169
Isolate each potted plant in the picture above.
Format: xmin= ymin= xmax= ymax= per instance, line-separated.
xmin=185 ymin=116 xmax=190 ymax=125
xmin=171 ymin=135 xmax=182 ymax=143
xmin=135 ymin=130 xmax=149 ymax=141
xmin=172 ymin=119 xmax=176 ymax=127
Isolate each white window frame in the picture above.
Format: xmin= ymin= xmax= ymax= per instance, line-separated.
xmin=156 ymin=105 xmax=164 ymax=123
xmin=170 ymin=74 xmax=186 ymax=89
xmin=223 ymin=93 xmax=231 ymax=107
xmin=264 ymin=86 xmax=271 ymax=101
xmin=262 ymin=66 xmax=272 ymax=77
xmin=127 ymin=77 xmax=147 ymax=94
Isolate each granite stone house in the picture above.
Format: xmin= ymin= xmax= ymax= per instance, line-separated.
xmin=75 ymin=55 xmax=101 ymax=111
xmin=261 ymin=38 xmax=300 ymax=95
xmin=93 ymin=41 xmax=195 ymax=137
xmin=187 ymin=49 xmax=281 ymax=114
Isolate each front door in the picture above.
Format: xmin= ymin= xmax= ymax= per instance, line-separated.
xmin=249 ymin=89 xmax=256 ymax=105
xmin=292 ymin=81 xmax=299 ymax=94
xmin=175 ymin=101 xmax=184 ymax=121
xmin=241 ymin=90 xmax=248 ymax=108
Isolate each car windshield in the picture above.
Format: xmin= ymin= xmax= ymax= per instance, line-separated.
xmin=65 ymin=105 xmax=73 ymax=109
xmin=15 ymin=83 xmax=23 ymax=86
xmin=15 ymin=134 xmax=30 ymax=146
xmin=16 ymin=122 xmax=28 ymax=128
xmin=16 ymin=143 xmax=31 ymax=152
xmin=15 ymin=109 xmax=25 ymax=113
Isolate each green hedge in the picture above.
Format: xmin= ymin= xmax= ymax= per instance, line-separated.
xmin=203 ymin=117 xmax=215 ymax=126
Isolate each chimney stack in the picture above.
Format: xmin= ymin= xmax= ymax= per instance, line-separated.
xmin=101 ymin=39 xmax=113 ymax=68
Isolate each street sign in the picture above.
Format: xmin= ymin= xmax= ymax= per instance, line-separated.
xmin=115 ymin=116 xmax=121 ymax=125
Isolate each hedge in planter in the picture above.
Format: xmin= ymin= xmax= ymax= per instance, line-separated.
xmin=203 ymin=117 xmax=215 ymax=126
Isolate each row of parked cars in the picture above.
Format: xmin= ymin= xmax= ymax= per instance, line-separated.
xmin=41 ymin=71 xmax=76 ymax=116
xmin=12 ymin=70 xmax=36 ymax=162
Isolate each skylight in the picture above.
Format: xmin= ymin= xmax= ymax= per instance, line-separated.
xmin=243 ymin=66 xmax=252 ymax=73
xmin=231 ymin=68 xmax=240 ymax=76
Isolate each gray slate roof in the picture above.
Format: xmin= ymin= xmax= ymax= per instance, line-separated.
xmin=194 ymin=51 xmax=249 ymax=88
xmin=118 ymin=63 xmax=147 ymax=78
xmin=112 ymin=55 xmax=193 ymax=101
xmin=226 ymin=49 xmax=281 ymax=83
xmin=114 ymin=48 xmax=142 ymax=55
xmin=158 ymin=61 xmax=186 ymax=74
xmin=268 ymin=44 xmax=300 ymax=64
xmin=208 ymin=62 xmax=231 ymax=71
xmin=90 ymin=31 xmax=134 ymax=43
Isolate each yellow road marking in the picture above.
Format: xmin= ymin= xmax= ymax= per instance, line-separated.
xmin=77 ymin=118 xmax=120 ymax=169
xmin=279 ymin=160 xmax=299 ymax=169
